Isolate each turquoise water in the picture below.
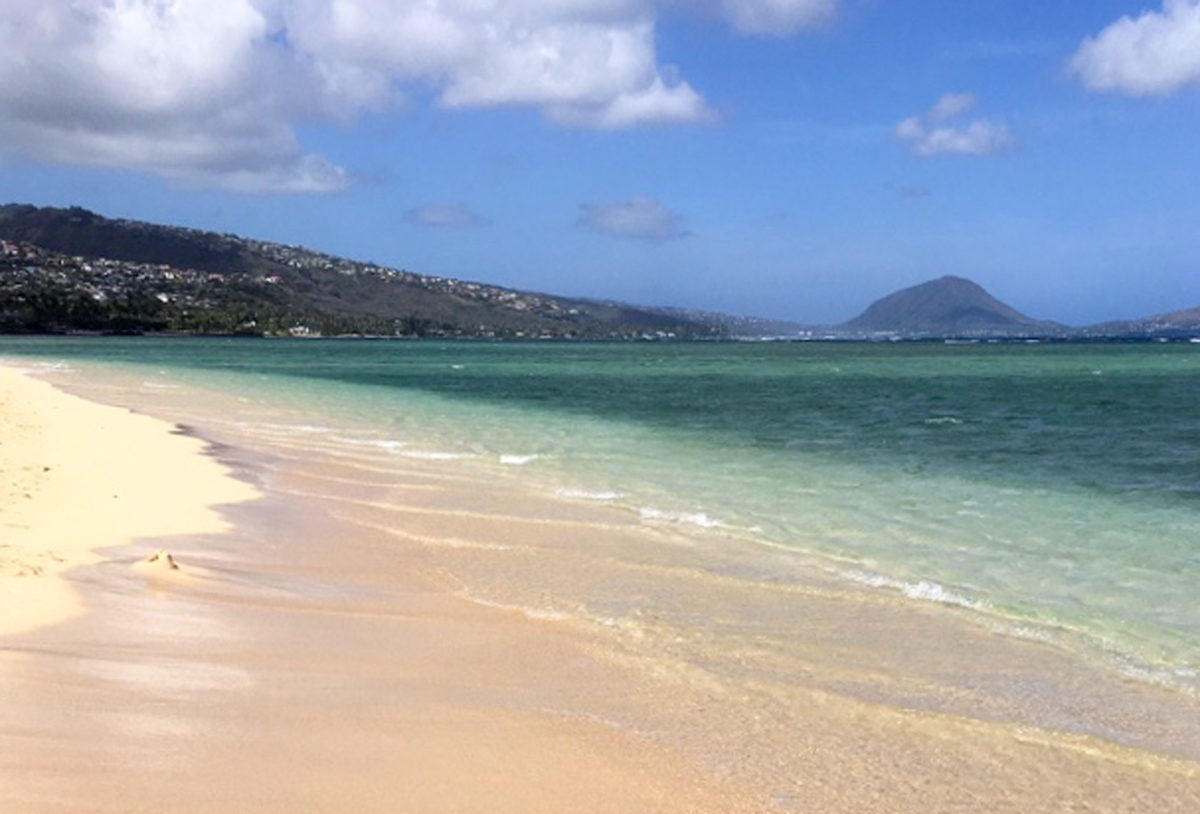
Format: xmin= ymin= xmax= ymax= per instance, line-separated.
xmin=4 ymin=336 xmax=1199 ymax=691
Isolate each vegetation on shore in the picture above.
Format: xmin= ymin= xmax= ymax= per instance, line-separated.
xmin=3 ymin=204 xmax=1198 ymax=340
xmin=0 ymin=205 xmax=730 ymax=339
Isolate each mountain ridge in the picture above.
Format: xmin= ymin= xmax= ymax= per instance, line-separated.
xmin=1083 ymin=304 xmax=1200 ymax=340
xmin=0 ymin=204 xmax=779 ymax=339
xmin=2 ymin=204 xmax=1198 ymax=340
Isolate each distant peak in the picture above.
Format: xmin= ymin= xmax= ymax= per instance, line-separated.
xmin=841 ymin=275 xmax=1054 ymax=336
xmin=928 ymin=274 xmax=980 ymax=287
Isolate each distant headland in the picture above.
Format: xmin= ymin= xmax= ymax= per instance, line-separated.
xmin=1 ymin=204 xmax=1197 ymax=341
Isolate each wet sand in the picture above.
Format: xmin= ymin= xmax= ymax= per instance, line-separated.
xmin=0 ymin=362 xmax=769 ymax=811
xmin=2 ymin=361 xmax=1199 ymax=812
xmin=0 ymin=366 xmax=258 ymax=635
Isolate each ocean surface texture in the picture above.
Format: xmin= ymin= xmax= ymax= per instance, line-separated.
xmin=5 ymin=337 xmax=1198 ymax=699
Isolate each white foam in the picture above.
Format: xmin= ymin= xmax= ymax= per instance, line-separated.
xmin=1110 ymin=658 xmax=1199 ymax=697
xmin=427 ymin=538 xmax=512 ymax=552
xmin=556 ymin=488 xmax=624 ymax=501
xmin=844 ymin=569 xmax=983 ymax=609
xmin=399 ymin=450 xmax=474 ymax=461
xmin=1004 ymin=625 xmax=1054 ymax=643
xmin=639 ymin=506 xmax=724 ymax=529
xmin=500 ymin=454 xmax=539 ymax=465
xmin=923 ymin=416 xmax=963 ymax=425
xmin=845 ymin=570 xmax=894 ymax=589
xmin=904 ymin=580 xmax=981 ymax=607
xmin=33 ymin=361 xmax=75 ymax=373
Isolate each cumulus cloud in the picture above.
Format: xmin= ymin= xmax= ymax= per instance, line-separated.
xmin=289 ymin=4 xmax=716 ymax=128
xmin=1069 ymin=0 xmax=1200 ymax=95
xmin=578 ymin=196 xmax=688 ymax=241
xmin=894 ymin=93 xmax=1013 ymax=157
xmin=0 ymin=0 xmax=342 ymax=193
xmin=549 ymin=74 xmax=715 ymax=129
xmin=403 ymin=204 xmax=491 ymax=229
xmin=0 ymin=0 xmax=831 ymax=193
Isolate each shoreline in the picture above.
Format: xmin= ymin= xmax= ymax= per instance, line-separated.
xmin=3 ymin=358 xmax=1200 ymax=811
xmin=0 ymin=360 xmax=773 ymax=812
xmin=0 ymin=363 xmax=259 ymax=636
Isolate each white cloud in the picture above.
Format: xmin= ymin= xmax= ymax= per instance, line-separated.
xmin=0 ymin=0 xmax=341 ymax=193
xmin=928 ymin=91 xmax=976 ymax=121
xmin=0 ymin=0 xmax=834 ymax=193
xmin=404 ymin=204 xmax=491 ymax=229
xmin=550 ymin=74 xmax=715 ymax=128
xmin=717 ymin=0 xmax=835 ymax=36
xmin=578 ymin=196 xmax=689 ymax=241
xmin=894 ymin=93 xmax=1013 ymax=157
xmin=1069 ymin=0 xmax=1200 ymax=95
xmin=288 ymin=4 xmax=716 ymax=127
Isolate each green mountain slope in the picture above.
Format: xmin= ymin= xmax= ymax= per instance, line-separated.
xmin=0 ymin=204 xmax=724 ymax=339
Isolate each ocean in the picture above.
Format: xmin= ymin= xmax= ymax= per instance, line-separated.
xmin=4 ymin=335 xmax=1199 ymax=705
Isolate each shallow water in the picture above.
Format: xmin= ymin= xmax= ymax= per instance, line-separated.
xmin=8 ymin=336 xmax=1200 ymax=811
xmin=3 ymin=336 xmax=1199 ymax=698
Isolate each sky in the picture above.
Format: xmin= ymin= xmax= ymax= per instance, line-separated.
xmin=1 ymin=1 xmax=1199 ymax=326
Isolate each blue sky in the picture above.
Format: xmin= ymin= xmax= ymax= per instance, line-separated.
xmin=1 ymin=1 xmax=1198 ymax=325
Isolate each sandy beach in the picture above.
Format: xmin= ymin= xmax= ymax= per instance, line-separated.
xmin=0 ymin=365 xmax=259 ymax=636
xmin=2 ymin=359 xmax=1200 ymax=812
xmin=0 ymin=361 xmax=769 ymax=811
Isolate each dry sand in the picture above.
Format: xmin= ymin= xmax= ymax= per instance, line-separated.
xmin=2 ymin=360 xmax=1200 ymax=813
xmin=0 ymin=365 xmax=258 ymax=636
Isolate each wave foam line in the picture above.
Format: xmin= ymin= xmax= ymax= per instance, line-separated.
xmin=500 ymin=454 xmax=540 ymax=465
xmin=639 ymin=506 xmax=724 ymax=529
xmin=556 ymin=488 xmax=625 ymax=502
xmin=844 ymin=569 xmax=984 ymax=609
xmin=399 ymin=450 xmax=475 ymax=461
